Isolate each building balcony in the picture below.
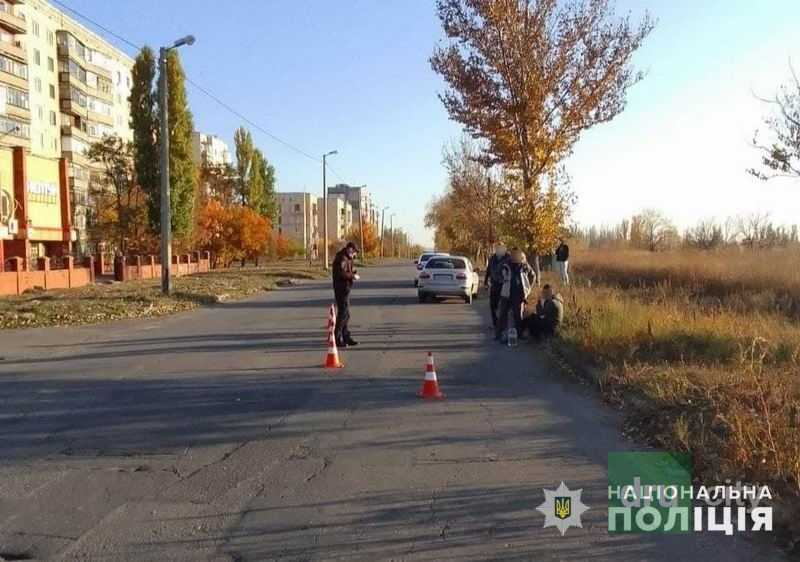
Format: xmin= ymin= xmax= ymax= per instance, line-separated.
xmin=61 ymin=124 xmax=91 ymax=144
xmin=0 ymin=69 xmax=28 ymax=92
xmin=59 ymin=71 xmax=87 ymax=93
xmin=60 ymin=98 xmax=87 ymax=119
xmin=87 ymin=109 xmax=113 ymax=127
xmin=0 ymin=135 xmax=29 ymax=150
xmin=4 ymin=103 xmax=30 ymax=122
xmin=0 ymin=8 xmax=26 ymax=35
xmin=0 ymin=38 xmax=26 ymax=63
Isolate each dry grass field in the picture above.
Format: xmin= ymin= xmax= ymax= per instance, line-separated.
xmin=550 ymin=246 xmax=800 ymax=533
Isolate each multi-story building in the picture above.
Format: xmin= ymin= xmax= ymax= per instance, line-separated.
xmin=0 ymin=0 xmax=134 ymax=266
xmin=318 ymin=195 xmax=353 ymax=245
xmin=277 ymin=192 xmax=318 ymax=253
xmin=328 ymin=183 xmax=378 ymax=226
xmin=192 ymin=132 xmax=231 ymax=168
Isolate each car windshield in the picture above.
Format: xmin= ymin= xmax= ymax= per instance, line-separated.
xmin=419 ymin=254 xmax=435 ymax=262
xmin=426 ymin=257 xmax=466 ymax=270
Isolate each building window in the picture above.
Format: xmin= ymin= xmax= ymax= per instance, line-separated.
xmin=294 ymin=204 xmax=301 ymax=212
xmin=49 ymin=110 xmax=56 ymax=126
xmin=47 ymin=57 xmax=54 ymax=72
xmin=47 ymin=30 xmax=54 ymax=46
xmin=34 ymin=49 xmax=40 ymax=66
xmin=49 ymin=84 xmax=55 ymax=99
xmin=32 ymin=21 xmax=40 ymax=37
xmin=40 ymin=133 xmax=44 ymax=149
xmin=0 ymin=116 xmax=30 ymax=138
xmin=6 ymin=86 xmax=29 ymax=109
xmin=0 ymin=54 xmax=28 ymax=79
xmin=34 ymin=77 xmax=41 ymax=93
xmin=37 ymin=105 xmax=43 ymax=119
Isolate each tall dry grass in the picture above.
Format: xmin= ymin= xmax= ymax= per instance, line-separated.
xmin=549 ymin=247 xmax=800 ymax=533
xmin=573 ymin=246 xmax=800 ymax=320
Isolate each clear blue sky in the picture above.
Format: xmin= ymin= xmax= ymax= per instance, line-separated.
xmin=62 ymin=0 xmax=800 ymax=246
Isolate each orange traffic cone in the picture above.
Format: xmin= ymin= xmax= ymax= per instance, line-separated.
xmin=324 ymin=329 xmax=344 ymax=369
xmin=327 ymin=304 xmax=336 ymax=331
xmin=418 ymin=352 xmax=444 ymax=399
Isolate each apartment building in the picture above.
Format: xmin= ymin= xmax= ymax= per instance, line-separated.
xmin=318 ymin=195 xmax=353 ymax=245
xmin=277 ymin=192 xmax=318 ymax=252
xmin=328 ymin=183 xmax=378 ymax=226
xmin=192 ymin=132 xmax=231 ymax=168
xmin=0 ymin=0 xmax=134 ymax=266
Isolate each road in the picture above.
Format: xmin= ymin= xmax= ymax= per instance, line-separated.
xmin=0 ymin=261 xmax=784 ymax=561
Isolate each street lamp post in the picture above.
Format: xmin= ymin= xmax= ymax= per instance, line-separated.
xmin=159 ymin=34 xmax=195 ymax=295
xmin=322 ymin=150 xmax=337 ymax=270
xmin=390 ymin=213 xmax=396 ymax=258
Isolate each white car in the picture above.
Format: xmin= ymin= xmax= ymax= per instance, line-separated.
xmin=413 ymin=251 xmax=449 ymax=287
xmin=417 ymin=255 xmax=480 ymax=304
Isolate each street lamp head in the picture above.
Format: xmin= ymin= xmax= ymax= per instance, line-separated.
xmin=172 ymin=35 xmax=196 ymax=49
xmin=325 ymin=150 xmax=338 ymax=157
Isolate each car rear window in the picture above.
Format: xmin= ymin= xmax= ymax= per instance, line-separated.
xmin=426 ymin=258 xmax=466 ymax=270
xmin=420 ymin=254 xmax=435 ymax=262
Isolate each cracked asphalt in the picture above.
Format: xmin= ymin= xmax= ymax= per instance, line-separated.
xmin=0 ymin=262 xmax=786 ymax=561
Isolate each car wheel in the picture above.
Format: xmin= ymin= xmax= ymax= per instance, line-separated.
xmin=418 ymin=293 xmax=427 ymax=303
xmin=414 ymin=279 xmax=418 ymax=287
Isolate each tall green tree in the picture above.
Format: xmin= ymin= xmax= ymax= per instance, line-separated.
xmin=129 ymin=46 xmax=159 ymax=231
xmin=234 ymin=126 xmax=254 ymax=205
xmin=253 ymin=148 xmax=278 ymax=220
xmin=161 ymin=50 xmax=197 ymax=238
xmin=233 ymin=127 xmax=278 ymax=220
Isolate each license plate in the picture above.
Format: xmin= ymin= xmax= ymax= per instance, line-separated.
xmin=433 ymin=274 xmax=452 ymax=280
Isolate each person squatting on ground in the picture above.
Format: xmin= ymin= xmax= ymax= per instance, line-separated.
xmin=495 ymin=248 xmax=535 ymax=342
xmin=555 ymin=237 xmax=570 ymax=286
xmin=332 ymin=241 xmax=360 ymax=347
xmin=526 ymin=284 xmax=564 ymax=340
xmin=485 ymin=242 xmax=510 ymax=330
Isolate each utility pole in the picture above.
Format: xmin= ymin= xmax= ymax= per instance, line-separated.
xmin=380 ymin=206 xmax=388 ymax=258
xmin=158 ymin=34 xmax=195 ymax=295
xmin=322 ymin=150 xmax=337 ymax=269
xmin=356 ymin=184 xmax=366 ymax=257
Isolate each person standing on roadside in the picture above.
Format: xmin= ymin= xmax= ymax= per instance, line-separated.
xmin=555 ymin=237 xmax=570 ymax=286
xmin=484 ymin=242 xmax=510 ymax=331
xmin=332 ymin=241 xmax=360 ymax=347
xmin=495 ymin=248 xmax=534 ymax=342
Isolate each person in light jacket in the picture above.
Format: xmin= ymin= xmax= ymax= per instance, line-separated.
xmin=495 ymin=248 xmax=534 ymax=342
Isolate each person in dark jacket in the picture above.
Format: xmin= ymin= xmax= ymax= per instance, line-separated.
xmin=495 ymin=248 xmax=534 ymax=342
xmin=528 ymin=284 xmax=564 ymax=340
xmin=484 ymin=242 xmax=509 ymax=330
xmin=555 ymin=238 xmax=570 ymax=286
xmin=332 ymin=241 xmax=360 ymax=347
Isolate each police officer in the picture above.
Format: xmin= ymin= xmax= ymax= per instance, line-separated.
xmin=484 ymin=242 xmax=510 ymax=330
xmin=332 ymin=241 xmax=360 ymax=347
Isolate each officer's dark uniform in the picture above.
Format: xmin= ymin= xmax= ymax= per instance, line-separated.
xmin=485 ymin=253 xmax=509 ymax=329
xmin=332 ymin=244 xmax=358 ymax=346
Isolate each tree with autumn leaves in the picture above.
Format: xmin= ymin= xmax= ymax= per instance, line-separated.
xmin=428 ymin=0 xmax=653 ymax=257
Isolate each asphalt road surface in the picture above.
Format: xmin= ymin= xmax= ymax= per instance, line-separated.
xmin=0 ymin=261 xmax=785 ymax=561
